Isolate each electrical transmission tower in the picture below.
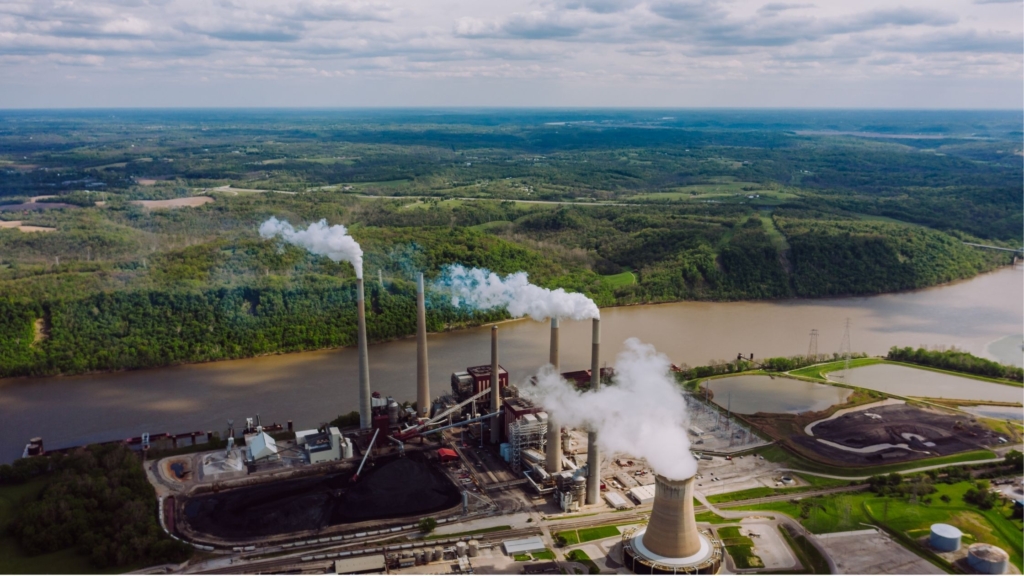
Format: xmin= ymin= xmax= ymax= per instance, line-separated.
xmin=807 ymin=329 xmax=819 ymax=362
xmin=838 ymin=318 xmax=852 ymax=378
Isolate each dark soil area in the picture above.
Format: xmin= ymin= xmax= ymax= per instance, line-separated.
xmin=792 ymin=404 xmax=999 ymax=466
xmin=182 ymin=454 xmax=459 ymax=539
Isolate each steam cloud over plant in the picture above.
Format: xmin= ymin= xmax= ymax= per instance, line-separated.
xmin=259 ymin=218 xmax=364 ymax=279
xmin=525 ymin=338 xmax=697 ymax=480
xmin=434 ymin=264 xmax=599 ymax=321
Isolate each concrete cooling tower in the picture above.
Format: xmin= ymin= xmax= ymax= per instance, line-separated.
xmin=621 ymin=474 xmax=723 ymax=574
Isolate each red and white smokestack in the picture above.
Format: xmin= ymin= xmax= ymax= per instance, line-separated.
xmin=489 ymin=326 xmax=501 ymax=444
xmin=585 ymin=318 xmax=600 ymax=505
xmin=416 ymin=273 xmax=430 ymax=418
xmin=546 ymin=317 xmax=562 ymax=473
xmin=357 ymin=278 xmax=372 ymax=430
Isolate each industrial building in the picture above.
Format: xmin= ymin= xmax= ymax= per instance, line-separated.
xmin=296 ymin=426 xmax=353 ymax=464
xmin=621 ymin=474 xmax=724 ymax=574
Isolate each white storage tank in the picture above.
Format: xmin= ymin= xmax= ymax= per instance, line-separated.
xmin=968 ymin=543 xmax=1009 ymax=574
xmin=456 ymin=541 xmax=468 ymax=558
xmin=341 ymin=437 xmax=354 ymax=459
xmin=929 ymin=523 xmax=962 ymax=552
xmin=433 ymin=546 xmax=444 ymax=561
xmin=468 ymin=540 xmax=479 ymax=557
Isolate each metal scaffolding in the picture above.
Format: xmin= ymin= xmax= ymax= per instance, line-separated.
xmin=510 ymin=418 xmax=547 ymax=473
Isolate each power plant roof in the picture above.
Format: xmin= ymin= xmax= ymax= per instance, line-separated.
xmin=504 ymin=536 xmax=547 ymax=555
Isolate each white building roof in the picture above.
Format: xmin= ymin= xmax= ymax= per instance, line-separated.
xmin=334 ymin=554 xmax=386 ymax=574
xmin=604 ymin=492 xmax=630 ymax=509
xmin=504 ymin=536 xmax=547 ymax=555
xmin=629 ymin=484 xmax=656 ymax=504
xmin=248 ymin=431 xmax=278 ymax=461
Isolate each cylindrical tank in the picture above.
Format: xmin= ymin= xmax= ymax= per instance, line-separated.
xmin=929 ymin=523 xmax=962 ymax=552
xmin=968 ymin=543 xmax=1009 ymax=574
xmin=388 ymin=400 xmax=400 ymax=425
xmin=456 ymin=541 xmax=468 ymax=558
xmin=468 ymin=540 xmax=479 ymax=557
xmin=416 ymin=549 xmax=425 ymax=564
xmin=433 ymin=546 xmax=443 ymax=561
xmin=342 ymin=438 xmax=354 ymax=459
xmin=643 ymin=474 xmax=702 ymax=559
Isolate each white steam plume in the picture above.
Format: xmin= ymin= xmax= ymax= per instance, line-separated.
xmin=434 ymin=264 xmax=599 ymax=321
xmin=525 ymin=338 xmax=697 ymax=480
xmin=259 ymin=217 xmax=363 ymax=279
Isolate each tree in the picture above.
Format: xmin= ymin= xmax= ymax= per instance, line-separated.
xmin=418 ymin=517 xmax=438 ymax=534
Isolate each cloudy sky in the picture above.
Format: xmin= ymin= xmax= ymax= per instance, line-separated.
xmin=1 ymin=0 xmax=1021 ymax=108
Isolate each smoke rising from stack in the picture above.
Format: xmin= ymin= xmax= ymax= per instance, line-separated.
xmin=434 ymin=265 xmax=599 ymax=321
xmin=259 ymin=218 xmax=364 ymax=279
xmin=525 ymin=338 xmax=697 ymax=481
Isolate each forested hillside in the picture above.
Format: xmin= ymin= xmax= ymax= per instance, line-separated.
xmin=0 ymin=110 xmax=1018 ymax=377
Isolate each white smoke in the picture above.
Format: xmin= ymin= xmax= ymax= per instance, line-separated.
xmin=434 ymin=264 xmax=599 ymax=321
xmin=525 ymin=338 xmax=697 ymax=480
xmin=259 ymin=217 xmax=363 ymax=279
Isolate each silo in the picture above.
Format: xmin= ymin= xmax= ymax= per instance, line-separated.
xmin=468 ymin=540 xmax=479 ymax=557
xmin=388 ymin=399 xmax=400 ymax=425
xmin=968 ymin=543 xmax=1009 ymax=574
xmin=341 ymin=437 xmax=354 ymax=459
xmin=433 ymin=546 xmax=444 ymax=561
xmin=929 ymin=524 xmax=961 ymax=552
xmin=456 ymin=541 xmax=468 ymax=558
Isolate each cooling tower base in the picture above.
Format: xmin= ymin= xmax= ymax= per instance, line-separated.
xmin=622 ymin=527 xmax=723 ymax=574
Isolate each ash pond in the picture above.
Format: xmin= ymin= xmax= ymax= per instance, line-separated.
xmin=706 ymin=375 xmax=852 ymax=415
xmin=833 ymin=364 xmax=1022 ymax=403
xmin=183 ymin=455 xmax=460 ymax=539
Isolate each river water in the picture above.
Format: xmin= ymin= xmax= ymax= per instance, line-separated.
xmin=1 ymin=266 xmax=1020 ymax=463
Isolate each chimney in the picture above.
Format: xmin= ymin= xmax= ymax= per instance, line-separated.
xmin=642 ymin=474 xmax=702 ymax=559
xmin=489 ymin=326 xmax=501 ymax=444
xmin=416 ymin=273 xmax=431 ymax=418
xmin=357 ymin=278 xmax=372 ymax=430
xmin=546 ymin=317 xmax=562 ymax=473
xmin=585 ymin=318 xmax=600 ymax=505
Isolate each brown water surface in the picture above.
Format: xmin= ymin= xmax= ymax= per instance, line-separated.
xmin=1 ymin=266 xmax=1020 ymax=463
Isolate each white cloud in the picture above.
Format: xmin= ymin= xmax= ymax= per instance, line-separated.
xmin=0 ymin=0 xmax=1019 ymax=107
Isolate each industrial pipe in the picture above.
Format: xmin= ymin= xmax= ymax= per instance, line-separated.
xmin=357 ymin=278 xmax=372 ymax=430
xmin=546 ymin=317 xmax=562 ymax=474
xmin=585 ymin=318 xmax=601 ymax=505
xmin=352 ymin=428 xmax=379 ymax=482
xmin=416 ymin=273 xmax=431 ymax=418
xmin=489 ymin=326 xmax=501 ymax=445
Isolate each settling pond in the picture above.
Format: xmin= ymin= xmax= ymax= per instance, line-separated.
xmin=832 ymin=364 xmax=1023 ymax=403
xmin=706 ymin=375 xmax=852 ymax=415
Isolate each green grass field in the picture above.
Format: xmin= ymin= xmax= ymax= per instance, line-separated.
xmin=531 ymin=549 xmax=556 ymax=560
xmin=695 ymin=511 xmax=733 ymax=524
xmin=577 ymin=525 xmax=621 ymax=542
xmin=601 ymin=270 xmax=636 ymax=288
xmin=565 ymin=549 xmax=600 ymax=574
xmin=778 ymin=525 xmax=830 ymax=574
xmin=788 ymin=358 xmax=883 ymax=381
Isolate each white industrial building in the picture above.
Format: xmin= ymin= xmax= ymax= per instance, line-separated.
xmin=296 ymin=427 xmax=352 ymax=464
xmin=504 ymin=536 xmax=547 ymax=556
xmin=628 ymin=484 xmax=656 ymax=505
xmin=246 ymin=431 xmax=279 ymax=462
xmin=605 ymin=491 xmax=631 ymax=510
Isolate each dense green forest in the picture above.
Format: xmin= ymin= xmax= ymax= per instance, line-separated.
xmin=887 ymin=346 xmax=1023 ymax=382
xmin=0 ymin=111 xmax=1019 ymax=377
xmin=1 ymin=444 xmax=192 ymax=569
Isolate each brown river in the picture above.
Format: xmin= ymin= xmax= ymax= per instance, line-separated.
xmin=1 ymin=266 xmax=1020 ymax=463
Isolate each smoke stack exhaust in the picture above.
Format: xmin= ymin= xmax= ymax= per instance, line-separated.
xmin=490 ymin=326 xmax=501 ymax=444
xmin=416 ymin=273 xmax=430 ymax=418
xmin=357 ymin=278 xmax=372 ymax=430
xmin=585 ymin=318 xmax=601 ymax=505
xmin=546 ymin=317 xmax=562 ymax=473
xmin=643 ymin=474 xmax=702 ymax=558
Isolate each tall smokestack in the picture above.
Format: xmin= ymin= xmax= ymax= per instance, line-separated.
xmin=357 ymin=278 xmax=372 ymax=430
xmin=416 ymin=273 xmax=430 ymax=418
xmin=546 ymin=317 xmax=562 ymax=473
xmin=585 ymin=318 xmax=600 ymax=505
xmin=490 ymin=326 xmax=501 ymax=444
xmin=643 ymin=475 xmax=702 ymax=559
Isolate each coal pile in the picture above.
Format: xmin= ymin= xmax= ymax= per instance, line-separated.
xmin=335 ymin=457 xmax=461 ymax=522
xmin=183 ymin=455 xmax=459 ymax=540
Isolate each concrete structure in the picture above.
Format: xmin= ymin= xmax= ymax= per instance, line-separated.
xmin=622 ymin=474 xmax=723 ymax=574
xmin=929 ymin=523 xmax=962 ymax=552
xmin=605 ymin=491 xmax=631 ymax=510
xmin=490 ymin=326 xmax=501 ymax=444
xmin=586 ymin=317 xmax=601 ymax=505
xmin=296 ymin=427 xmax=349 ymax=464
xmin=629 ymin=484 xmax=657 ymax=505
xmin=356 ymin=278 xmax=372 ymax=430
xmin=246 ymin=431 xmax=278 ymax=462
xmin=504 ymin=536 xmax=547 ymax=555
xmin=967 ymin=543 xmax=1009 ymax=574
xmin=546 ymin=317 xmax=562 ymax=474
xmin=416 ymin=273 xmax=430 ymax=418
xmin=334 ymin=554 xmax=387 ymax=574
